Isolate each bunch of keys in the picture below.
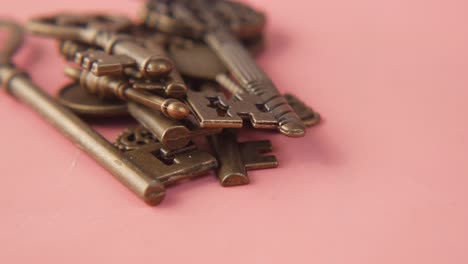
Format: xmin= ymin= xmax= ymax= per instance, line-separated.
xmin=0 ymin=0 xmax=321 ymax=206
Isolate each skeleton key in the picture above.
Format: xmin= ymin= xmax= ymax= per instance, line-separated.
xmin=284 ymin=94 xmax=321 ymax=127
xmin=0 ymin=20 xmax=166 ymax=206
xmin=27 ymin=14 xmax=178 ymax=79
xmin=209 ymin=129 xmax=278 ymax=186
xmin=142 ymin=0 xmax=265 ymax=40
xmin=114 ymin=128 xmax=218 ymax=187
xmin=128 ymin=102 xmax=221 ymax=150
xmin=64 ymin=67 xmax=190 ymax=120
xmin=143 ymin=0 xmax=305 ymax=137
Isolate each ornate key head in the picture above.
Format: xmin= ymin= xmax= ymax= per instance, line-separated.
xmin=141 ymin=0 xmax=266 ymax=39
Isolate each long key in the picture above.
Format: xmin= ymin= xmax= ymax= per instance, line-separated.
xmin=0 ymin=20 xmax=166 ymax=205
xmin=143 ymin=0 xmax=305 ymax=137
xmin=114 ymin=128 xmax=218 ymax=186
xmin=209 ymin=129 xmax=278 ymax=186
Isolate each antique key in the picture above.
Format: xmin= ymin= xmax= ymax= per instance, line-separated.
xmin=114 ymin=127 xmax=218 ymax=186
xmin=128 ymin=102 xmax=222 ymax=150
xmin=210 ymin=129 xmax=278 ymax=186
xmin=0 ymin=20 xmax=166 ymax=205
xmin=27 ymin=13 xmax=185 ymax=89
xmin=64 ymin=66 xmax=190 ymax=120
xmin=142 ymin=0 xmax=306 ymax=137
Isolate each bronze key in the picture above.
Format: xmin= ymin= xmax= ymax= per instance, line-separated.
xmin=142 ymin=0 xmax=306 ymax=137
xmin=114 ymin=127 xmax=218 ymax=187
xmin=209 ymin=129 xmax=278 ymax=186
xmin=0 ymin=20 xmax=166 ymax=205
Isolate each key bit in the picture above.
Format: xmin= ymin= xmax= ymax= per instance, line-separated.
xmin=209 ymin=129 xmax=278 ymax=187
xmin=115 ymin=130 xmax=218 ymax=187
xmin=128 ymin=102 xmax=222 ymax=150
xmin=65 ymin=67 xmax=190 ymax=120
xmin=185 ymin=89 xmax=278 ymax=129
xmin=143 ymin=0 xmax=306 ymax=137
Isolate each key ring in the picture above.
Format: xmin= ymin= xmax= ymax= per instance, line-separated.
xmin=0 ymin=20 xmax=24 ymax=64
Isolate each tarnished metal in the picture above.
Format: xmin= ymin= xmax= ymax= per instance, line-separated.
xmin=0 ymin=20 xmax=166 ymax=205
xmin=284 ymin=93 xmax=321 ymax=127
xmin=114 ymin=127 xmax=218 ymax=186
xmin=210 ymin=129 xmax=278 ymax=186
xmin=142 ymin=0 xmax=306 ymax=137
xmin=128 ymin=102 xmax=221 ymax=150
xmin=64 ymin=66 xmax=190 ymax=120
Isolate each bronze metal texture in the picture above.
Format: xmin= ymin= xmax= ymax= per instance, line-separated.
xmin=27 ymin=14 xmax=176 ymax=79
xmin=209 ymin=129 xmax=278 ymax=186
xmin=284 ymin=93 xmax=321 ymax=127
xmin=57 ymin=82 xmax=128 ymax=117
xmin=0 ymin=20 xmax=166 ymax=205
xmin=141 ymin=0 xmax=265 ymax=40
xmin=128 ymin=102 xmax=222 ymax=150
xmin=143 ymin=0 xmax=305 ymax=137
xmin=185 ymin=89 xmax=278 ymax=129
xmin=64 ymin=66 xmax=190 ymax=120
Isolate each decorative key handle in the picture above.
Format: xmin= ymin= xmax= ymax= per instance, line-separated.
xmin=141 ymin=0 xmax=265 ymax=40
xmin=142 ymin=0 xmax=306 ymax=137
xmin=0 ymin=20 xmax=166 ymax=206
xmin=114 ymin=127 xmax=218 ymax=187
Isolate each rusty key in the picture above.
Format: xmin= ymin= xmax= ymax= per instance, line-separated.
xmin=114 ymin=127 xmax=218 ymax=187
xmin=128 ymin=102 xmax=221 ymax=150
xmin=0 ymin=20 xmax=166 ymax=205
xmin=209 ymin=129 xmax=278 ymax=186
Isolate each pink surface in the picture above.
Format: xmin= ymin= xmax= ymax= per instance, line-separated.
xmin=1 ymin=0 xmax=468 ymax=262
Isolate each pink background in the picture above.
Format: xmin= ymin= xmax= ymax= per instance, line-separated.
xmin=1 ymin=0 xmax=468 ymax=262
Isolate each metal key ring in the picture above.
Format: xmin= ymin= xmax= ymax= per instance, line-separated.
xmin=0 ymin=20 xmax=24 ymax=64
